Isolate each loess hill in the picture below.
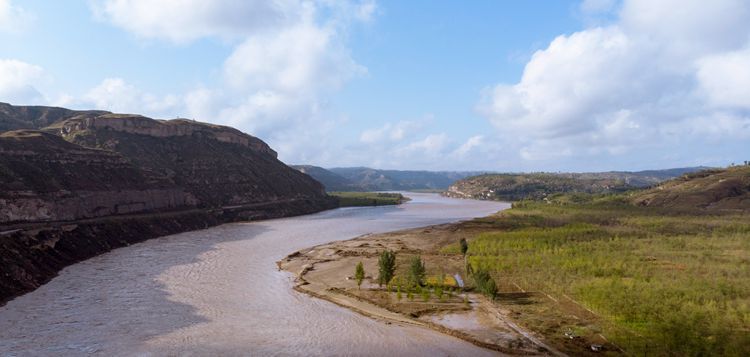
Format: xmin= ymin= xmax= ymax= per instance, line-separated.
xmin=629 ymin=165 xmax=750 ymax=211
xmin=444 ymin=167 xmax=707 ymax=201
xmin=0 ymin=102 xmax=335 ymax=303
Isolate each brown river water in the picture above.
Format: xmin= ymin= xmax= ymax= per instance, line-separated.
xmin=0 ymin=193 xmax=509 ymax=356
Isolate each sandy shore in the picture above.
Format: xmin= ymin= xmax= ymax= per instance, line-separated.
xmin=278 ymin=223 xmax=564 ymax=356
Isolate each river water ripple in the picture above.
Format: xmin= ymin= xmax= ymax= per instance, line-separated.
xmin=0 ymin=193 xmax=509 ymax=356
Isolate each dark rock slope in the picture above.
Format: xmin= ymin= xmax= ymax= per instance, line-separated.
xmin=0 ymin=103 xmax=336 ymax=303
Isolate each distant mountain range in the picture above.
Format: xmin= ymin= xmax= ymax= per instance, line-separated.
xmin=293 ymin=164 xmax=711 ymax=196
xmin=291 ymin=165 xmax=489 ymax=192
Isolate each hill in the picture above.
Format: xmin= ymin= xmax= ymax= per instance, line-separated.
xmin=445 ymin=168 xmax=708 ymax=201
xmin=0 ymin=103 xmax=335 ymax=303
xmin=291 ymin=165 xmax=359 ymax=192
xmin=327 ymin=167 xmax=486 ymax=191
xmin=0 ymin=102 xmax=106 ymax=132
xmin=629 ymin=166 xmax=750 ymax=211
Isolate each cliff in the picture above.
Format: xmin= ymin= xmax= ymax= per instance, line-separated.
xmin=0 ymin=103 xmax=336 ymax=303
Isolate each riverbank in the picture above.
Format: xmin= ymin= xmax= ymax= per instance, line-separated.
xmin=278 ymin=222 xmax=560 ymax=356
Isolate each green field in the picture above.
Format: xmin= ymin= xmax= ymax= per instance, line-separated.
xmin=330 ymin=192 xmax=408 ymax=207
xmin=441 ymin=194 xmax=750 ymax=355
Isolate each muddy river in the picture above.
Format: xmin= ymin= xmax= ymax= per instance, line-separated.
xmin=0 ymin=193 xmax=509 ymax=356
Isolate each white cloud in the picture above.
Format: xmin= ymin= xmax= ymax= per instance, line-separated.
xmin=224 ymin=21 xmax=365 ymax=94
xmin=453 ymin=135 xmax=484 ymax=157
xmin=0 ymin=0 xmax=32 ymax=33
xmin=479 ymin=0 xmax=750 ymax=166
xmin=56 ymin=78 xmax=180 ymax=116
xmin=397 ymin=133 xmax=449 ymax=156
xmin=620 ymin=0 xmax=750 ymax=58
xmin=696 ymin=47 xmax=750 ymax=109
xmin=354 ymin=0 xmax=377 ymax=22
xmin=90 ymin=0 xmax=308 ymax=43
xmin=0 ymin=59 xmax=45 ymax=104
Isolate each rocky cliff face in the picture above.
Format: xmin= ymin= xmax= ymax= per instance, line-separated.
xmin=0 ymin=103 xmax=336 ymax=303
xmin=59 ymin=114 xmax=277 ymax=157
xmin=0 ymin=130 xmax=197 ymax=223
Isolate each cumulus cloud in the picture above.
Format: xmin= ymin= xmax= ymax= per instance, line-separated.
xmin=479 ymin=0 xmax=750 ymax=167
xmin=453 ymin=135 xmax=484 ymax=157
xmin=399 ymin=133 xmax=449 ymax=155
xmin=224 ymin=20 xmax=365 ymax=94
xmin=696 ymin=48 xmax=750 ymax=110
xmin=0 ymin=0 xmax=33 ymax=33
xmin=90 ymin=0 xmax=307 ymax=43
xmin=0 ymin=59 xmax=45 ymax=104
xmin=56 ymin=78 xmax=180 ymax=116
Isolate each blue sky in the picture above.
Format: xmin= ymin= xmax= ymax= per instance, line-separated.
xmin=1 ymin=0 xmax=748 ymax=171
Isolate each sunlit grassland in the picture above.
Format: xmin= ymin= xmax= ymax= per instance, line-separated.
xmin=442 ymin=196 xmax=750 ymax=355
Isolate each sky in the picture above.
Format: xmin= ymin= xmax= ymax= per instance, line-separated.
xmin=0 ymin=0 xmax=748 ymax=172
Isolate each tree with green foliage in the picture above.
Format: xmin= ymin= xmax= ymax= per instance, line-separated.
xmin=377 ymin=250 xmax=396 ymax=287
xmin=460 ymin=238 xmax=470 ymax=276
xmin=460 ymin=238 xmax=468 ymax=255
xmin=354 ymin=261 xmax=365 ymax=289
xmin=472 ymin=269 xmax=497 ymax=299
xmin=409 ymin=255 xmax=426 ymax=287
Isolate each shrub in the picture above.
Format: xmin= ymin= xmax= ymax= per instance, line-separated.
xmin=473 ymin=269 xmax=497 ymax=299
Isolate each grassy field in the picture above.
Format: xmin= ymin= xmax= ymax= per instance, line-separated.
xmin=330 ymin=192 xmax=408 ymax=207
xmin=440 ymin=194 xmax=749 ymax=355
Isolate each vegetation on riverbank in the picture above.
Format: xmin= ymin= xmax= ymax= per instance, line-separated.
xmin=440 ymin=192 xmax=749 ymax=355
xmin=284 ymin=166 xmax=749 ymax=355
xmin=331 ymin=192 xmax=409 ymax=207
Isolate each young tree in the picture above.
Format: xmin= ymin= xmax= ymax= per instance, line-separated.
xmin=378 ymin=250 xmax=396 ymax=286
xmin=355 ymin=262 xmax=365 ymax=290
xmin=472 ymin=269 xmax=497 ymax=299
xmin=409 ymin=256 xmax=426 ymax=287
xmin=460 ymin=238 xmax=469 ymax=255
xmin=460 ymin=238 xmax=470 ymax=276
